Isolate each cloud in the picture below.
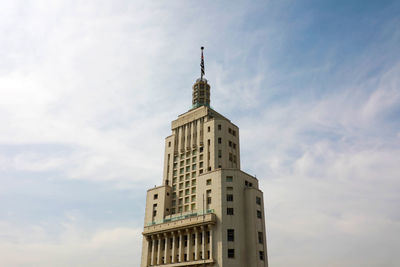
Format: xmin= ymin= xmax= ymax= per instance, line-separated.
xmin=0 ymin=219 xmax=142 ymax=267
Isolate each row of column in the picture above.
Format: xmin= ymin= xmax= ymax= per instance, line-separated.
xmin=175 ymin=118 xmax=204 ymax=153
xmin=146 ymin=225 xmax=213 ymax=266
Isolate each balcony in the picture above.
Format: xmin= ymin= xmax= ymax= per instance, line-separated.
xmin=143 ymin=210 xmax=216 ymax=236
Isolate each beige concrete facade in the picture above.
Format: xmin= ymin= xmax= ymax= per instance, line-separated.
xmin=141 ymin=79 xmax=268 ymax=267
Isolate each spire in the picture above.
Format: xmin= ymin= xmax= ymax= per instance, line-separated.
xmin=200 ymin=46 xmax=205 ymax=79
xmin=192 ymin=46 xmax=210 ymax=109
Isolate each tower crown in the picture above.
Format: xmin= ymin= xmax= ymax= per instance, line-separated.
xmin=192 ymin=47 xmax=210 ymax=108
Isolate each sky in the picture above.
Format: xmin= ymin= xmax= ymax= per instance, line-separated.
xmin=0 ymin=0 xmax=399 ymax=266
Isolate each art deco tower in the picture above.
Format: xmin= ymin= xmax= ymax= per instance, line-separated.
xmin=141 ymin=48 xmax=268 ymax=267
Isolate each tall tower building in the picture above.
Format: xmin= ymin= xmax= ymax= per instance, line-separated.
xmin=141 ymin=48 xmax=268 ymax=267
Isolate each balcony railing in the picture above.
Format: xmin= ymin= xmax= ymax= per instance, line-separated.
xmin=146 ymin=209 xmax=215 ymax=226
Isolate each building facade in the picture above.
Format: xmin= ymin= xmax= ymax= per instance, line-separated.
xmin=141 ymin=51 xmax=268 ymax=267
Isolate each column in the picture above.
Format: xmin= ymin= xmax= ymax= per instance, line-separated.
xmin=146 ymin=236 xmax=152 ymax=266
xmin=187 ymin=229 xmax=192 ymax=261
xmin=201 ymin=226 xmax=206 ymax=260
xmin=209 ymin=226 xmax=213 ymax=259
xmin=178 ymin=230 xmax=184 ymax=262
xmin=151 ymin=236 xmax=156 ymax=266
xmin=164 ymin=233 xmax=170 ymax=264
xmin=194 ymin=228 xmax=199 ymax=260
xmin=157 ymin=234 xmax=162 ymax=264
xmin=171 ymin=232 xmax=176 ymax=264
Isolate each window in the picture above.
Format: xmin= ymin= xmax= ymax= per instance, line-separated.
xmin=233 ymin=143 xmax=236 ymax=149
xmin=154 ymin=194 xmax=158 ymax=200
xmin=200 ymin=147 xmax=203 ymax=152
xmin=256 ymin=197 xmax=261 ymax=205
xmin=227 ymin=194 xmax=233 ymax=202
xmin=257 ymin=210 xmax=262 ymax=219
xmin=228 ymin=128 xmax=232 ymax=134
xmin=206 ymin=179 xmax=212 ymax=185
xmin=229 ymin=141 xmax=232 ymax=147
xmin=226 ymin=176 xmax=233 ymax=182
xmin=259 ymin=251 xmax=265 ymax=261
xmin=233 ymin=130 xmax=236 ymax=136
xmin=227 ymin=186 xmax=233 ymax=191
xmin=168 ymin=141 xmax=171 ymax=147
xmin=153 ymin=210 xmax=157 ymax=217
xmin=218 ymin=124 xmax=221 ymax=130
xmin=218 ymin=137 xmax=222 ymax=144
xmin=207 ymin=197 xmax=212 ymax=204
xmin=227 ymin=208 xmax=234 ymax=215
xmin=218 ymin=150 xmax=222 ymax=158
xmin=208 ymin=126 xmax=210 ymax=132
xmin=258 ymin=232 xmax=263 ymax=244
xmin=227 ymin=229 xmax=234 ymax=241
xmin=228 ymin=249 xmax=235 ymax=258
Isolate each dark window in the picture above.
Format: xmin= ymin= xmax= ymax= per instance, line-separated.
xmin=233 ymin=143 xmax=236 ymax=149
xmin=228 ymin=128 xmax=232 ymax=133
xmin=200 ymin=147 xmax=203 ymax=152
xmin=208 ymin=139 xmax=210 ymax=145
xmin=226 ymin=176 xmax=233 ymax=182
xmin=227 ymin=229 xmax=234 ymax=241
xmin=258 ymin=232 xmax=263 ymax=244
xmin=227 ymin=208 xmax=234 ymax=215
xmin=227 ymin=194 xmax=233 ymax=202
xmin=154 ymin=194 xmax=158 ymax=200
xmin=168 ymin=141 xmax=171 ymax=147
xmin=233 ymin=130 xmax=236 ymax=136
xmin=218 ymin=124 xmax=221 ymax=130
xmin=218 ymin=137 xmax=222 ymax=144
xmin=218 ymin=150 xmax=222 ymax=158
xmin=259 ymin=251 xmax=264 ymax=261
xmin=245 ymin=181 xmax=248 ymax=186
xmin=207 ymin=197 xmax=212 ymax=204
xmin=229 ymin=141 xmax=232 ymax=147
xmin=257 ymin=210 xmax=262 ymax=219
xmin=256 ymin=197 xmax=261 ymax=205
xmin=208 ymin=126 xmax=210 ymax=132
xmin=153 ymin=210 xmax=157 ymax=217
xmin=184 ymin=235 xmax=188 ymax=247
xmin=228 ymin=249 xmax=235 ymax=258
xmin=207 ymin=231 xmax=210 ymax=243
